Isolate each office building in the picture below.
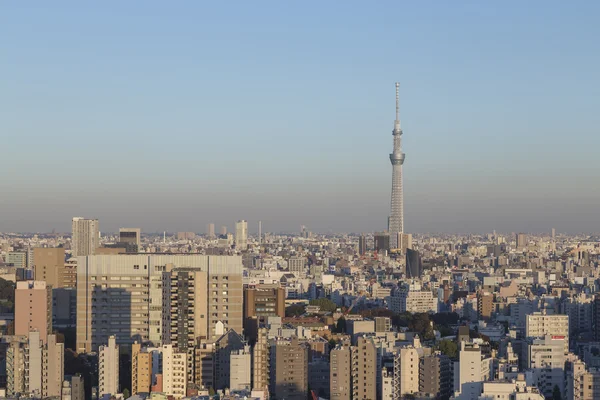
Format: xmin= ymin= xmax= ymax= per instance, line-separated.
xmin=388 ymin=82 xmax=406 ymax=249
xmin=207 ymin=223 xmax=215 ymax=238
xmin=72 ymin=217 xmax=99 ymax=257
xmin=374 ymin=232 xmax=390 ymax=253
xmin=15 ymin=281 xmax=52 ymax=344
xmin=374 ymin=317 xmax=391 ymax=333
xmin=221 ymin=226 xmax=227 ymax=235
xmin=288 ymin=257 xmax=307 ymax=275
xmin=525 ymin=313 xmax=569 ymax=353
xmin=5 ymin=252 xmax=27 ymax=269
xmin=63 ymin=257 xmax=78 ymax=288
xmin=119 ymin=228 xmax=141 ymax=252
xmin=358 ymin=235 xmax=366 ymax=256
xmin=99 ymin=336 xmax=120 ymax=396
xmin=516 ymin=233 xmax=527 ymax=250
xmin=405 ymin=248 xmax=422 ymax=279
xmin=33 ymin=247 xmax=65 ymax=288
xmin=176 ymin=232 xmax=195 ymax=240
xmin=270 ymin=338 xmax=308 ymax=400
xmin=393 ymin=345 xmax=421 ymax=397
xmin=477 ymin=291 xmax=494 ymax=321
xmin=229 ymin=346 xmax=251 ymax=391
xmin=388 ymin=282 xmax=436 ymax=314
xmin=398 ymin=233 xmax=413 ymax=253
xmin=235 ymin=220 xmax=248 ymax=250
xmin=76 ymin=254 xmax=243 ymax=353
xmin=52 ymin=288 xmax=77 ymax=328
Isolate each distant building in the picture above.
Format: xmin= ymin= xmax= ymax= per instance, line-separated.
xmin=207 ymin=223 xmax=215 ymax=238
xmin=270 ymin=338 xmax=308 ymax=400
xmin=288 ymin=257 xmax=307 ymax=275
xmin=5 ymin=251 xmax=27 ymax=269
xmin=72 ymin=217 xmax=99 ymax=257
xmin=358 ymin=235 xmax=367 ymax=256
xmin=176 ymin=232 xmax=195 ymax=240
xmin=119 ymin=228 xmax=141 ymax=252
xmin=235 ymin=220 xmax=248 ymax=250
xmin=33 ymin=247 xmax=66 ymax=288
xmin=374 ymin=232 xmax=390 ymax=253
xmin=525 ymin=313 xmax=569 ymax=353
xmin=374 ymin=317 xmax=391 ymax=333
xmin=516 ymin=233 xmax=527 ymax=250
xmin=525 ymin=336 xmax=566 ymax=399
xmin=405 ymin=249 xmax=422 ymax=279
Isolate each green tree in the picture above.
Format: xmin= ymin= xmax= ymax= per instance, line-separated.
xmin=438 ymin=339 xmax=458 ymax=359
xmin=285 ymin=304 xmax=306 ymax=317
xmin=552 ymin=385 xmax=562 ymax=400
xmin=309 ymin=298 xmax=337 ymax=313
xmin=122 ymin=388 xmax=130 ymax=399
xmin=334 ymin=317 xmax=347 ymax=333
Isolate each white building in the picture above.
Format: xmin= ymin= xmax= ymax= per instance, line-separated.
xmin=478 ymin=374 xmax=544 ymax=400
xmin=162 ymin=344 xmax=187 ymax=399
xmin=388 ymin=282 xmax=436 ymax=314
xmin=525 ymin=336 xmax=566 ymax=399
xmin=454 ymin=342 xmax=492 ymax=400
xmin=71 ymin=217 xmax=99 ymax=257
xmin=235 ymin=220 xmax=248 ymax=250
xmin=99 ymin=336 xmax=120 ymax=396
xmin=525 ymin=312 xmax=569 ymax=353
xmin=230 ymin=346 xmax=252 ymax=391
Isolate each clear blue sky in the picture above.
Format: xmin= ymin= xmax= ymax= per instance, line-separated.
xmin=1 ymin=1 xmax=599 ymax=234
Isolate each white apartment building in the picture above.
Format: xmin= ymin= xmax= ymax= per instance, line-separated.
xmin=235 ymin=220 xmax=248 ymax=250
xmin=388 ymin=282 xmax=436 ymax=314
xmin=99 ymin=335 xmax=120 ymax=396
xmin=162 ymin=344 xmax=187 ymax=399
xmin=525 ymin=312 xmax=569 ymax=353
xmin=454 ymin=342 xmax=492 ymax=400
xmin=71 ymin=218 xmax=99 ymax=257
xmin=525 ymin=336 xmax=566 ymax=399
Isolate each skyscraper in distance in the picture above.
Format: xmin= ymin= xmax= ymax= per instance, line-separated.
xmin=235 ymin=220 xmax=248 ymax=250
xmin=207 ymin=223 xmax=215 ymax=238
xmin=388 ymin=83 xmax=406 ymax=249
xmin=72 ymin=217 xmax=99 ymax=257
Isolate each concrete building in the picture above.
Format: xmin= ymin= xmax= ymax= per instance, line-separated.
xmin=358 ymin=234 xmax=366 ymax=256
xmin=352 ymin=337 xmax=377 ymax=400
xmin=388 ymin=282 xmax=436 ymax=314
xmin=252 ymin=328 xmax=269 ymax=394
xmin=161 ymin=344 xmax=188 ymax=399
xmin=207 ymin=223 xmax=215 ymax=238
xmin=374 ymin=232 xmax=390 ymax=253
xmin=399 ymin=233 xmax=413 ymax=253
xmin=229 ymin=346 xmax=251 ymax=391
xmin=72 ymin=217 xmax=99 ymax=257
xmin=394 ymin=346 xmax=421 ymax=397
xmin=119 ymin=228 xmax=141 ymax=252
xmin=214 ymin=330 xmax=245 ymax=390
xmin=33 ymin=247 xmax=66 ymax=288
xmin=132 ymin=342 xmax=157 ymax=395
xmin=269 ymin=338 xmax=308 ymax=400
xmin=76 ymin=254 xmax=243 ymax=352
xmin=99 ymin=335 xmax=120 ymax=396
xmin=287 ymin=257 xmax=306 ymax=275
xmin=52 ymin=288 xmax=77 ymax=328
xmin=419 ymin=352 xmax=452 ymax=399
xmin=243 ymin=285 xmax=285 ymax=336
xmin=194 ymin=340 xmax=215 ymax=390
xmin=374 ymin=317 xmax=391 ymax=333
xmin=562 ymin=294 xmax=594 ymax=338
xmin=454 ymin=342 xmax=492 ymax=400
xmin=235 ymin=220 xmax=248 ymax=250
xmin=478 ymin=374 xmax=544 ymax=400
xmin=330 ymin=344 xmax=352 ymax=400
xmin=70 ymin=375 xmax=85 ymax=400
xmin=525 ymin=336 xmax=566 ymax=399
xmin=516 ymin=233 xmax=527 ymax=250
xmin=405 ymin=248 xmax=422 ymax=279
xmin=525 ymin=312 xmax=569 ymax=353
xmin=15 ymin=281 xmax=52 ymax=344
xmin=43 ymin=334 xmax=64 ymax=398
xmin=5 ymin=251 xmax=27 ymax=269
xmin=567 ymin=358 xmax=600 ymax=400
xmin=477 ymin=291 xmax=494 ymax=321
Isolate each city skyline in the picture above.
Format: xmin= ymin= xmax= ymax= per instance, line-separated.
xmin=2 ymin=2 xmax=600 ymax=234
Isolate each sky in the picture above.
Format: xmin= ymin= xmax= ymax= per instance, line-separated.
xmin=1 ymin=1 xmax=599 ymax=234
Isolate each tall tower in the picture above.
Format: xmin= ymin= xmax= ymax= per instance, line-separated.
xmin=388 ymin=82 xmax=405 ymax=249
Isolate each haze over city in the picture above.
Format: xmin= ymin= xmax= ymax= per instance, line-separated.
xmin=2 ymin=1 xmax=599 ymax=234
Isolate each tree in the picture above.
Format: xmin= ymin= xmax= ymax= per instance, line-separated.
xmin=438 ymin=339 xmax=458 ymax=359
xmin=285 ymin=304 xmax=306 ymax=317
xmin=122 ymin=388 xmax=130 ymax=399
xmin=309 ymin=298 xmax=337 ymax=313
xmin=552 ymin=385 xmax=562 ymax=400
xmin=334 ymin=317 xmax=347 ymax=333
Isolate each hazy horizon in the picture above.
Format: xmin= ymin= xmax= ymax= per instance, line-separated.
xmin=2 ymin=2 xmax=599 ymax=234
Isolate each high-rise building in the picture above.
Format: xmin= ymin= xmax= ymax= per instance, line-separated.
xmin=388 ymin=282 xmax=436 ymax=314
xmin=243 ymin=285 xmax=285 ymax=336
xmin=71 ymin=217 xmax=99 ymax=257
xmin=235 ymin=220 xmax=248 ymax=250
xmin=5 ymin=251 xmax=27 ymax=269
xmin=99 ymin=335 xmax=120 ymax=396
xmin=388 ymin=82 xmax=406 ymax=249
xmin=214 ymin=330 xmax=245 ymax=390
xmin=176 ymin=232 xmax=195 ymax=240
xmin=405 ymin=249 xmax=422 ymax=279
xmin=358 ymin=235 xmax=366 ymax=256
xmin=252 ymin=328 xmax=269 ymax=394
xmin=270 ymin=338 xmax=308 ymax=400
xmin=525 ymin=312 xmax=569 ymax=353
xmin=330 ymin=344 xmax=352 ymax=400
xmin=477 ymin=291 xmax=494 ymax=321
xmin=516 ymin=233 xmax=528 ymax=250
xmin=526 ymin=336 xmax=566 ymax=399
xmin=33 ymin=247 xmax=65 ymax=288
xmin=454 ymin=342 xmax=492 ymax=399
xmin=161 ymin=344 xmax=188 ymax=399
xmin=207 ymin=223 xmax=215 ymax=238
xmin=352 ymin=337 xmax=377 ymax=400
xmin=551 ymin=228 xmax=556 ymax=239
xmin=398 ymin=233 xmax=413 ymax=253
xmin=221 ymin=226 xmax=227 ymax=236
xmin=288 ymin=256 xmax=307 ymax=275
xmin=374 ymin=232 xmax=390 ymax=253
xmin=119 ymin=228 xmax=141 ymax=251
xmin=76 ymin=254 xmax=243 ymax=353
xmin=15 ymin=281 xmax=52 ymax=344
xmin=393 ymin=345 xmax=421 ymax=397
xmin=131 ymin=342 xmax=154 ymax=395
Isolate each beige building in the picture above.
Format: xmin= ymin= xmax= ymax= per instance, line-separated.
xmin=132 ymin=342 xmax=153 ymax=395
xmin=525 ymin=312 xmax=569 ymax=353
xmin=230 ymin=346 xmax=251 ymax=391
xmin=252 ymin=328 xmax=269 ymax=394
xmin=235 ymin=220 xmax=248 ymax=250
xmin=330 ymin=344 xmax=352 ymax=400
xmin=352 ymin=337 xmax=377 ymax=400
xmin=270 ymin=337 xmax=308 ymax=400
xmin=394 ymin=345 xmax=421 ymax=396
xmin=389 ymin=282 xmax=436 ymax=314
xmin=99 ymin=336 xmax=120 ymax=396
xmin=15 ymin=281 xmax=52 ymax=344
xmin=161 ymin=344 xmax=187 ymax=399
xmin=71 ymin=217 xmax=99 ymax=257
xmin=16 ymin=331 xmax=64 ymax=398
xmin=33 ymin=247 xmax=66 ymax=288
xmin=76 ymin=254 xmax=243 ymax=352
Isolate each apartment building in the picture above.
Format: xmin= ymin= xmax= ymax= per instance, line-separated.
xmin=33 ymin=247 xmax=66 ymax=288
xmin=99 ymin=336 xmax=120 ymax=396
xmin=269 ymin=337 xmax=308 ymax=400
xmin=15 ymin=281 xmax=52 ymax=344
xmin=525 ymin=312 xmax=569 ymax=353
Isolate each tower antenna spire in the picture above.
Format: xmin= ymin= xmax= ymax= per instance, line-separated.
xmin=395 ymin=82 xmax=400 ymax=122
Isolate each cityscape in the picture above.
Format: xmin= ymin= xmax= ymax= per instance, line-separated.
xmin=2 ymin=2 xmax=600 ymax=400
